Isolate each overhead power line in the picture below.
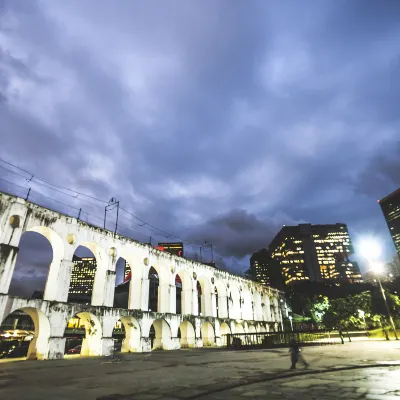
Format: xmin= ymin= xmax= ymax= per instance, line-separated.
xmin=0 ymin=158 xmax=252 ymax=273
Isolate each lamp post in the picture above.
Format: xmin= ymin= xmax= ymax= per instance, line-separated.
xmin=358 ymin=309 xmax=367 ymax=331
xmin=288 ymin=315 xmax=293 ymax=331
xmin=359 ymin=239 xmax=398 ymax=341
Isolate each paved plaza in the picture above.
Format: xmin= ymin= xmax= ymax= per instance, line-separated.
xmin=0 ymin=341 xmax=400 ymax=399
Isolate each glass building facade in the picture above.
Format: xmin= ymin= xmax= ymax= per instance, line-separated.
xmin=249 ymin=248 xmax=284 ymax=289
xmin=269 ymin=224 xmax=362 ymax=285
xmin=68 ymin=256 xmax=97 ymax=301
xmin=379 ymin=188 xmax=400 ymax=259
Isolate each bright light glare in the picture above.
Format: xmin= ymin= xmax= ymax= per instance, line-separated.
xmin=358 ymin=238 xmax=382 ymax=261
xmin=371 ymin=261 xmax=384 ymax=274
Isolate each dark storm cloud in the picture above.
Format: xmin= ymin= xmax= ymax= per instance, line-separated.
xmin=186 ymin=209 xmax=301 ymax=259
xmin=1 ymin=0 xmax=400 ymax=294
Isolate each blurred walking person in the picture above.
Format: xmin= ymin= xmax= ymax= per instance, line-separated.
xmin=289 ymin=340 xmax=309 ymax=369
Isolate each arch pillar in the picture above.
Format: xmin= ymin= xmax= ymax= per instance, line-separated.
xmin=129 ymin=277 xmax=149 ymax=311
xmin=158 ymin=284 xmax=175 ymax=313
xmin=181 ymin=288 xmax=193 ymax=314
xmin=217 ymin=295 xmax=228 ymax=318
xmin=44 ymin=258 xmax=73 ymax=302
xmin=211 ymin=291 xmax=217 ymax=317
xmin=91 ymin=249 xmax=116 ymax=307
xmin=0 ymin=201 xmax=29 ymax=293
xmin=47 ymin=337 xmax=66 ymax=359
xmin=0 ymin=244 xmax=19 ymax=294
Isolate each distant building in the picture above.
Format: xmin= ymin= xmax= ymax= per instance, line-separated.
xmin=249 ymin=248 xmax=284 ymax=289
xmin=68 ymin=256 xmax=97 ymax=302
xmin=157 ymin=242 xmax=184 ymax=257
xmin=379 ymin=188 xmax=400 ymax=259
xmin=387 ymin=254 xmax=400 ymax=278
xmin=269 ymin=223 xmax=362 ymax=285
xmin=124 ymin=260 xmax=131 ymax=283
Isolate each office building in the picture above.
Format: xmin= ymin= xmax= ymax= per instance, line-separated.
xmin=68 ymin=256 xmax=97 ymax=302
xmin=157 ymin=242 xmax=184 ymax=257
xmin=269 ymin=223 xmax=362 ymax=285
xmin=379 ymin=188 xmax=400 ymax=258
xmin=249 ymin=248 xmax=284 ymax=289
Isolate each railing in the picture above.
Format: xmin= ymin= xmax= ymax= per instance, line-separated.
xmin=224 ymin=330 xmax=342 ymax=349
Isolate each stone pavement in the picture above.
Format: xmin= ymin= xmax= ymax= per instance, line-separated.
xmin=0 ymin=341 xmax=399 ymax=399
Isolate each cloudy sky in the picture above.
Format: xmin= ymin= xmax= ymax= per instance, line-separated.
xmin=1 ymin=0 xmax=399 ymax=295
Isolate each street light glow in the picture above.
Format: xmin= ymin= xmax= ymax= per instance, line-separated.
xmin=358 ymin=238 xmax=382 ymax=261
xmin=371 ymin=261 xmax=384 ymax=274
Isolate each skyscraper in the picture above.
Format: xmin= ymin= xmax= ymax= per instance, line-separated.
xmin=269 ymin=223 xmax=362 ymax=285
xmin=249 ymin=248 xmax=284 ymax=289
xmin=68 ymin=256 xmax=97 ymax=302
xmin=379 ymin=188 xmax=400 ymax=259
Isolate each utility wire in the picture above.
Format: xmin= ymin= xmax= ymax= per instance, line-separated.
xmin=0 ymin=159 xmax=251 ymax=272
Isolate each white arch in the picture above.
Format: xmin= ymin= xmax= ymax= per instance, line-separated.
xmin=120 ymin=316 xmax=141 ymax=353
xmin=178 ymin=320 xmax=196 ymax=348
xmin=201 ymin=321 xmax=215 ymax=346
xmin=149 ymin=319 xmax=173 ymax=350
xmin=234 ymin=322 xmax=245 ymax=334
xmin=71 ymin=242 xmax=111 ymax=306
xmin=19 ymin=227 xmax=66 ymax=302
xmin=72 ymin=312 xmax=103 ymax=356
xmin=0 ymin=307 xmax=51 ymax=360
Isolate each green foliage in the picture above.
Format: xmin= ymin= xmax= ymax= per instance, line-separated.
xmin=309 ymin=290 xmax=400 ymax=330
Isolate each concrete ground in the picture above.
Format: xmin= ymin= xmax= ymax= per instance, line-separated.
xmin=0 ymin=341 xmax=400 ymax=399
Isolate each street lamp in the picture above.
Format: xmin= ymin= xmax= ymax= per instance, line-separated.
xmin=359 ymin=239 xmax=399 ymax=340
xmin=288 ymin=315 xmax=293 ymax=331
xmin=358 ymin=309 xmax=367 ymax=331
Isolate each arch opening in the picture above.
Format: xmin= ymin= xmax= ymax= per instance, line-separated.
xmin=148 ymin=267 xmax=159 ymax=312
xmin=149 ymin=319 xmax=172 ymax=351
xmin=214 ymin=287 xmax=219 ymax=318
xmin=196 ymin=281 xmax=202 ymax=315
xmin=178 ymin=320 xmax=195 ymax=348
xmin=112 ymin=316 xmax=141 ymax=353
xmin=234 ymin=323 xmax=245 ymax=334
xmin=0 ymin=307 xmax=50 ymax=360
xmin=219 ymin=322 xmax=231 ymax=346
xmin=201 ymin=321 xmax=215 ymax=347
xmin=175 ymin=274 xmax=182 ymax=314
xmin=64 ymin=312 xmax=102 ymax=357
xmin=68 ymin=246 xmax=97 ymax=304
xmin=113 ymin=257 xmax=130 ymax=309
xmin=9 ymin=231 xmax=53 ymax=298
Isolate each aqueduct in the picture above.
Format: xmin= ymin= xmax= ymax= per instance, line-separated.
xmin=0 ymin=191 xmax=285 ymax=360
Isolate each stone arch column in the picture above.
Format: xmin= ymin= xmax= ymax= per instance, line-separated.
xmin=121 ymin=251 xmax=148 ymax=311
xmin=253 ymin=290 xmax=262 ymax=321
xmin=242 ymin=286 xmax=253 ymax=321
xmin=0 ymin=200 xmax=29 ymax=294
